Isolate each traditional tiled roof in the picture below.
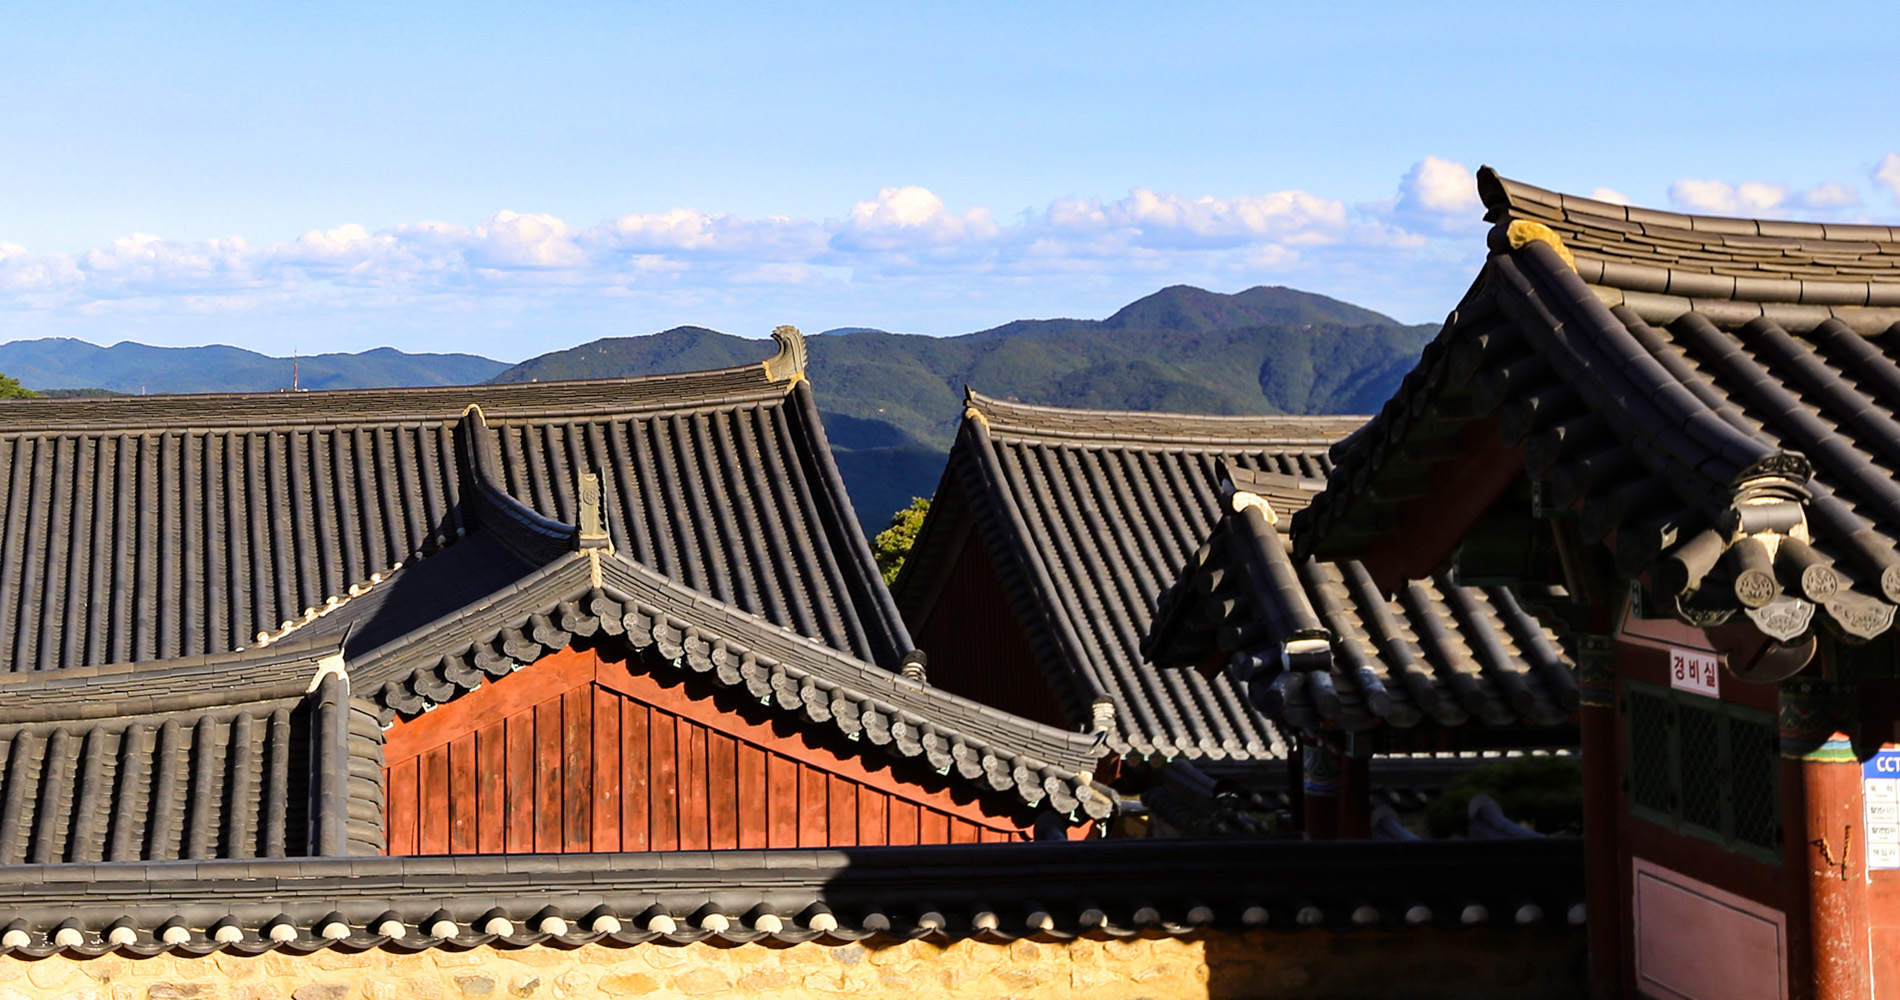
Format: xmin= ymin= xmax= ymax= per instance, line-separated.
xmin=1145 ymin=461 xmax=1577 ymax=731
xmin=0 ymin=837 xmax=1582 ymax=956
xmin=0 ymin=329 xmax=1112 ymax=848
xmin=1297 ymin=170 xmax=1900 ymax=647
xmin=0 ymin=640 xmax=385 ymax=862
xmin=893 ymin=391 xmax=1365 ymax=761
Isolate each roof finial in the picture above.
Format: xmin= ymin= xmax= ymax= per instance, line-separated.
xmin=763 ymin=325 xmax=808 ymax=383
xmin=578 ymin=472 xmax=612 ymax=550
xmin=1503 ymin=220 xmax=1576 ymax=271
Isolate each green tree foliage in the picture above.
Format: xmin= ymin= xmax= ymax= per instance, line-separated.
xmin=1426 ymin=755 xmax=1582 ymax=837
xmin=872 ymin=498 xmax=931 ymax=584
xmin=0 ymin=373 xmax=37 ymax=399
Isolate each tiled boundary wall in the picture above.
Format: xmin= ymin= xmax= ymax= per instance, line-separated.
xmin=0 ymin=930 xmax=1583 ymax=1000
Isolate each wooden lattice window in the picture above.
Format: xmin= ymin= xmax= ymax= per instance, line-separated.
xmin=1623 ymin=680 xmax=1781 ymax=864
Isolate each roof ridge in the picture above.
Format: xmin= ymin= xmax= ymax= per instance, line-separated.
xmin=0 ymin=364 xmax=789 ymax=433
xmin=964 ymin=389 xmax=1367 ymax=445
xmin=1477 ymin=168 xmax=1900 ymax=329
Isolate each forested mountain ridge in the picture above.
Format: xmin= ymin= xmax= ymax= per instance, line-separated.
xmin=492 ymin=285 xmax=1436 ymax=528
xmin=0 ymin=340 xmax=506 ymax=394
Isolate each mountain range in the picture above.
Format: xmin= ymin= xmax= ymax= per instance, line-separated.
xmin=490 ymin=286 xmax=1436 ymax=527
xmin=0 ymin=340 xmax=505 ymax=394
xmin=0 ymin=285 xmax=1436 ymax=531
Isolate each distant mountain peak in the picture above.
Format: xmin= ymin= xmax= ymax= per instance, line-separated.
xmin=1101 ymin=284 xmax=1402 ymax=332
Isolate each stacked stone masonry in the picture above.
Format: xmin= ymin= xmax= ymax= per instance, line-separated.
xmin=0 ymin=933 xmax=1583 ymax=1000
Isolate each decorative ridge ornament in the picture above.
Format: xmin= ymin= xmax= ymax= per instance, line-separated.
xmin=1228 ymin=490 xmax=1279 ymax=526
xmin=762 ymin=325 xmax=808 ymax=384
xmin=1504 ymin=220 xmax=1576 ymax=271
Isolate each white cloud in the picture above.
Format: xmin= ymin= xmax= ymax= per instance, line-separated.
xmin=1590 ymin=188 xmax=1631 ymax=206
xmin=831 ymin=187 xmax=1000 ymax=252
xmin=1875 ymin=153 xmax=1900 ymax=202
xmin=1801 ymin=182 xmax=1860 ymax=209
xmin=1398 ymin=156 xmax=1481 ymax=216
xmin=9 ymin=156 xmax=1888 ymax=357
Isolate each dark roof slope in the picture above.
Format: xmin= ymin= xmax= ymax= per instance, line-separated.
xmin=894 ymin=391 xmax=1365 ymax=761
xmin=1144 ymin=462 xmax=1576 ymax=732
xmin=1297 ymin=169 xmax=1900 ymax=644
xmin=0 ymin=836 xmax=1581 ymax=956
xmin=0 ymin=329 xmax=901 ymax=671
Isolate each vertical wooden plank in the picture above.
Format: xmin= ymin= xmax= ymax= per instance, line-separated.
xmin=857 ymin=786 xmax=887 ymax=847
xmin=886 ymin=799 xmax=918 ymax=847
xmin=449 ymin=733 xmax=478 ymax=854
xmin=386 ymin=758 xmax=418 ymax=856
xmin=942 ymin=813 xmax=972 ymax=847
xmin=592 ymin=688 xmax=621 ymax=853
xmin=649 ymin=710 xmax=678 ymax=851
xmin=766 ymin=753 xmax=799 ymax=849
xmin=799 ymin=768 xmax=829 ymax=847
xmin=707 ymin=732 xmax=737 ymax=850
xmin=621 ymin=700 xmax=649 ymax=852
xmin=505 ymin=712 xmax=535 ymax=852
xmin=918 ymin=807 xmax=948 ymax=846
xmin=678 ymin=719 xmax=709 ymax=851
xmin=476 ymin=722 xmax=506 ymax=854
xmin=534 ymin=698 xmax=563 ymax=852
xmin=563 ymin=687 xmax=592 ymax=852
xmin=828 ymin=778 xmax=858 ymax=847
xmin=419 ymin=744 xmax=450 ymax=854
xmin=736 ymin=741 xmax=767 ymax=849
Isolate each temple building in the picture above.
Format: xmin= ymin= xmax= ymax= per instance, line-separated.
xmin=1293 ymin=168 xmax=1900 ymax=1000
xmin=0 ymin=327 xmax=1581 ymax=997
xmin=892 ymin=391 xmax=1577 ymax=839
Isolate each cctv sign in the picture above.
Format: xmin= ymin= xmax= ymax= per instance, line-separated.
xmin=1668 ymin=648 xmax=1721 ymax=699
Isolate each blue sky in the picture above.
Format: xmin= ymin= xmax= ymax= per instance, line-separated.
xmin=2 ymin=1 xmax=1896 ymax=361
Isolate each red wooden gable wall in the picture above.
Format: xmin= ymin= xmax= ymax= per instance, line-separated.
xmin=382 ymin=646 xmax=1034 ymax=855
xmin=910 ymin=512 xmax=1070 ymax=730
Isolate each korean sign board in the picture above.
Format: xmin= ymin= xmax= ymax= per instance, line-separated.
xmin=1867 ymin=749 xmax=1900 ymax=870
xmin=1669 ymin=647 xmax=1720 ymax=699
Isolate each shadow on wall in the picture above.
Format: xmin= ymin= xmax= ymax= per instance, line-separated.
xmin=1203 ymin=928 xmax=1586 ymax=1000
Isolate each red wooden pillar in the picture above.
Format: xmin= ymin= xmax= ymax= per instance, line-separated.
xmin=1303 ymin=738 xmax=1339 ymax=841
xmin=1579 ymin=636 xmax=1621 ymax=1000
xmin=1802 ymin=732 xmax=1868 ymax=1000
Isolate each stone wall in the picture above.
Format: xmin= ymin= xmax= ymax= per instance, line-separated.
xmin=0 ymin=930 xmax=1584 ymax=1000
